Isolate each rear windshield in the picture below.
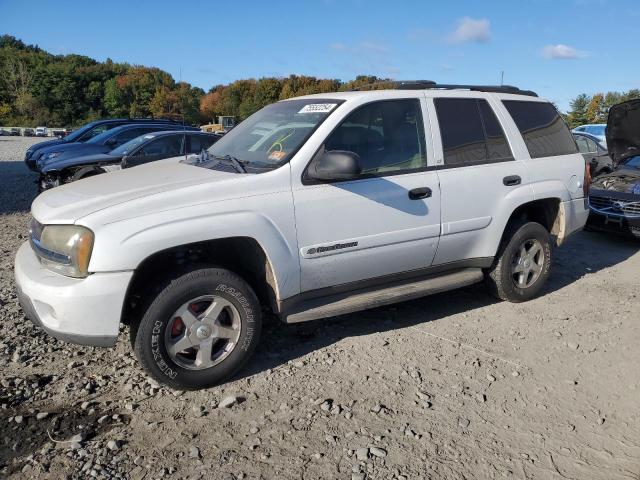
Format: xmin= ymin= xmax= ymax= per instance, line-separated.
xmin=503 ymin=101 xmax=577 ymax=158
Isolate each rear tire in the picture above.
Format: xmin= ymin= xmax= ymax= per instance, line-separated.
xmin=486 ymin=221 xmax=552 ymax=302
xmin=133 ymin=268 xmax=262 ymax=390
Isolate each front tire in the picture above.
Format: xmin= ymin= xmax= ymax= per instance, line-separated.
xmin=133 ymin=268 xmax=262 ymax=390
xmin=486 ymin=221 xmax=552 ymax=302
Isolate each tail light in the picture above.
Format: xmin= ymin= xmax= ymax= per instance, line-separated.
xmin=583 ymin=160 xmax=591 ymax=198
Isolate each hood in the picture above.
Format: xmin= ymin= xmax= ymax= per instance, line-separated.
xmin=32 ymin=158 xmax=238 ymax=224
xmin=37 ymin=143 xmax=111 ymax=169
xmin=27 ymin=138 xmax=66 ymax=155
xmin=41 ymin=152 xmax=121 ymax=173
xmin=590 ymin=167 xmax=640 ymax=195
xmin=606 ymin=99 xmax=640 ymax=164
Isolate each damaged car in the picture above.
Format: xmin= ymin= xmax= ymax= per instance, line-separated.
xmin=37 ymin=131 xmax=221 ymax=190
xmin=587 ymin=99 xmax=640 ymax=238
xmin=36 ymin=124 xmax=199 ymax=190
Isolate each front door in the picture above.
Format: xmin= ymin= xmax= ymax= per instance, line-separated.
xmin=292 ymin=98 xmax=441 ymax=293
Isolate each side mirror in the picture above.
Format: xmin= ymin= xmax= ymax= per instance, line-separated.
xmin=105 ymin=138 xmax=117 ymax=147
xmin=308 ymin=150 xmax=362 ymax=181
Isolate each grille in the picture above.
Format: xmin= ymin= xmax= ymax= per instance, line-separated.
xmin=589 ymin=196 xmax=640 ymax=217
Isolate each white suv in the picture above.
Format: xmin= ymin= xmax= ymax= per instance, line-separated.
xmin=15 ymin=82 xmax=590 ymax=389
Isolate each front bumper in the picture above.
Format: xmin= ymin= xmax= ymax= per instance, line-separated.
xmin=586 ymin=211 xmax=640 ymax=238
xmin=25 ymin=158 xmax=37 ymax=171
xmin=14 ymin=242 xmax=133 ymax=347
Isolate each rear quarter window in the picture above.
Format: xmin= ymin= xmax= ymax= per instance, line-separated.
xmin=503 ymin=100 xmax=577 ymax=158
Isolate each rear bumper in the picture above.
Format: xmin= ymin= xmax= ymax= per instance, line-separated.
xmin=14 ymin=242 xmax=133 ymax=347
xmin=563 ymin=197 xmax=590 ymax=240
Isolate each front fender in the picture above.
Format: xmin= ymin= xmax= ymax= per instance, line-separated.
xmin=85 ymin=197 xmax=300 ymax=300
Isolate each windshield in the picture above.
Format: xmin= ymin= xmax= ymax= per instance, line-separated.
xmin=206 ymin=99 xmax=342 ymax=168
xmin=110 ymin=134 xmax=154 ymax=155
xmin=65 ymin=122 xmax=97 ymax=142
xmin=86 ymin=127 xmax=121 ymax=144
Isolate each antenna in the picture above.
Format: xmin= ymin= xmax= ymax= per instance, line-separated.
xmin=500 ymin=71 xmax=504 ymax=86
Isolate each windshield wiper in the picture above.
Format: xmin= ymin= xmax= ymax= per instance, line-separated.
xmin=213 ymin=154 xmax=247 ymax=173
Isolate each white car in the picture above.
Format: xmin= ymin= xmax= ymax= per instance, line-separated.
xmin=15 ymin=82 xmax=590 ymax=389
xmin=35 ymin=126 xmax=48 ymax=137
xmin=572 ymin=124 xmax=606 ymax=145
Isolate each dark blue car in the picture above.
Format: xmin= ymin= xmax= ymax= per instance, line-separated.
xmin=35 ymin=123 xmax=199 ymax=168
xmin=38 ymin=130 xmax=220 ymax=191
xmin=24 ymin=117 xmax=185 ymax=170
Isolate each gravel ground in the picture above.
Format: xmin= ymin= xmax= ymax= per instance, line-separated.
xmin=1 ymin=136 xmax=639 ymax=479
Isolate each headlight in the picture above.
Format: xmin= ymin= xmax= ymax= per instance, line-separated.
xmin=30 ymin=222 xmax=94 ymax=278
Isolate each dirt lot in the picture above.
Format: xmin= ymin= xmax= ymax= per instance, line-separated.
xmin=1 ymin=136 xmax=639 ymax=480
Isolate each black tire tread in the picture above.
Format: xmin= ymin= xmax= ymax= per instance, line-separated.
xmin=486 ymin=220 xmax=551 ymax=303
xmin=133 ymin=267 xmax=261 ymax=390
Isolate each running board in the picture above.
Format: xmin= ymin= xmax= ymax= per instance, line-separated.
xmin=285 ymin=268 xmax=484 ymax=324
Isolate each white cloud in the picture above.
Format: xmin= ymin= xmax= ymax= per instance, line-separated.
xmin=542 ymin=44 xmax=588 ymax=59
xmin=447 ymin=17 xmax=491 ymax=44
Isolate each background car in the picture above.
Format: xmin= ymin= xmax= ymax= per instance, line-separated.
xmin=587 ymin=99 xmax=640 ymax=238
xmin=37 ymin=125 xmax=200 ymax=190
xmin=35 ymin=127 xmax=47 ymax=137
xmin=573 ymin=132 xmax=612 ymax=177
xmin=572 ymin=124 xmax=607 ymax=144
xmin=10 ymin=127 xmax=21 ymax=136
xmin=22 ymin=128 xmax=35 ymax=136
xmin=24 ymin=117 xmax=186 ymax=169
xmin=39 ymin=131 xmax=222 ymax=190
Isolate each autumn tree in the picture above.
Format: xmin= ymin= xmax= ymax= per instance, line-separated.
xmin=586 ymin=93 xmax=605 ymax=123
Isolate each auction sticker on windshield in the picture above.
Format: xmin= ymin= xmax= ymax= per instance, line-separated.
xmin=298 ymin=103 xmax=337 ymax=114
xmin=268 ymin=151 xmax=287 ymax=161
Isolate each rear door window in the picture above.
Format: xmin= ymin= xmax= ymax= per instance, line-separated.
xmin=575 ymin=136 xmax=590 ymax=153
xmin=435 ymin=98 xmax=512 ymax=166
xmin=503 ymin=101 xmax=577 ymax=158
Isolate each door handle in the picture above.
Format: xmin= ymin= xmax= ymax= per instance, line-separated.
xmin=503 ymin=175 xmax=521 ymax=186
xmin=408 ymin=187 xmax=432 ymax=200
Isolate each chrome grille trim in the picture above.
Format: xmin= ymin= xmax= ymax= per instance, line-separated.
xmin=589 ymin=195 xmax=640 ymax=218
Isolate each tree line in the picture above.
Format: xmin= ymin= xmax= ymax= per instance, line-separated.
xmin=3 ymin=34 xmax=639 ymax=129
xmin=0 ymin=35 xmax=389 ymax=128
xmin=565 ymin=89 xmax=640 ymax=128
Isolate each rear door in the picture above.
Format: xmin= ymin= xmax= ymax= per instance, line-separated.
xmin=429 ymin=96 xmax=530 ymax=264
xmin=292 ymin=97 xmax=441 ymax=292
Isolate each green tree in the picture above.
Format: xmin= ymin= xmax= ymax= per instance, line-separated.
xmin=567 ymin=94 xmax=590 ymax=128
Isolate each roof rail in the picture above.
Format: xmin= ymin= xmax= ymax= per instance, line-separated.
xmin=351 ymin=80 xmax=537 ymax=97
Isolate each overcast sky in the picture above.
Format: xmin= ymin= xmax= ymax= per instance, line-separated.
xmin=2 ymin=0 xmax=638 ymax=110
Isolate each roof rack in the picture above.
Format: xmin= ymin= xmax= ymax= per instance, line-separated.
xmin=352 ymin=80 xmax=538 ymax=97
